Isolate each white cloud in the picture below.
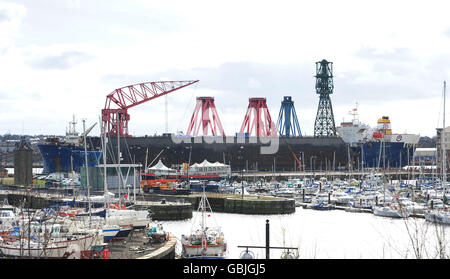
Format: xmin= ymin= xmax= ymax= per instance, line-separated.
xmin=66 ymin=0 xmax=81 ymax=9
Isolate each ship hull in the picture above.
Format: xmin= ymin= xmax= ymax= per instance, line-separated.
xmin=352 ymin=141 xmax=415 ymax=169
xmin=89 ymin=135 xmax=352 ymax=172
xmin=37 ymin=144 xmax=102 ymax=174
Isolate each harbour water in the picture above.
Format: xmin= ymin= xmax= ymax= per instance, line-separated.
xmin=163 ymin=208 xmax=450 ymax=259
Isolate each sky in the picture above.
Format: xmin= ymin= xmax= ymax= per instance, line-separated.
xmin=1 ymin=0 xmax=450 ymax=138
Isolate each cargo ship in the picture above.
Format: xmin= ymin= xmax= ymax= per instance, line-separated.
xmin=37 ymin=116 xmax=102 ymax=174
xmin=36 ymin=115 xmax=355 ymax=176
xmin=336 ymin=106 xmax=420 ymax=169
xmin=86 ymin=133 xmax=355 ymax=174
xmin=39 ymin=110 xmax=417 ymax=176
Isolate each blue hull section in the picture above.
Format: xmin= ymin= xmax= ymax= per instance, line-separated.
xmin=103 ymin=229 xmax=120 ymax=242
xmin=37 ymin=144 xmax=102 ymax=173
xmin=116 ymin=229 xmax=132 ymax=239
xmin=354 ymin=141 xmax=414 ymax=168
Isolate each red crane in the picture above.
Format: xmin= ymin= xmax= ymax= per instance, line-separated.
xmin=102 ymin=80 xmax=199 ymax=137
xmin=239 ymin=98 xmax=277 ymax=137
xmin=186 ymin=96 xmax=226 ymax=136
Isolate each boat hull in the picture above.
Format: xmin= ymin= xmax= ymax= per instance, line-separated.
xmin=373 ymin=206 xmax=410 ymax=218
xmin=37 ymin=144 xmax=102 ymax=174
xmin=424 ymin=211 xmax=450 ymax=225
xmin=103 ymin=228 xmax=120 ymax=242
xmin=181 ymin=243 xmax=227 ymax=259
xmin=88 ymin=135 xmax=351 ymax=172
xmin=0 ymin=234 xmax=98 ymax=258
xmin=352 ymin=141 xmax=415 ymax=169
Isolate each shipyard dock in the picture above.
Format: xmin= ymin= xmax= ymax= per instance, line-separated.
xmin=0 ymin=184 xmax=296 ymax=217
xmin=138 ymin=192 xmax=295 ymax=215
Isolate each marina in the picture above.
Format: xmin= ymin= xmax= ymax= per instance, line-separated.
xmin=2 ymin=2 xmax=450 ymax=265
xmin=1 ymin=168 xmax=449 ymax=259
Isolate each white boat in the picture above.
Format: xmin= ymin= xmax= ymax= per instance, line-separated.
xmin=349 ymin=194 xmax=375 ymax=210
xmin=101 ymin=224 xmax=120 ymax=242
xmin=424 ymin=209 xmax=450 ymax=225
xmin=313 ymin=192 xmax=332 ymax=203
xmin=306 ymin=199 xmax=335 ymax=210
xmin=396 ymin=197 xmax=425 ymax=215
xmin=0 ymin=221 xmax=105 ymax=258
xmin=373 ymin=204 xmax=410 ymax=218
xmin=106 ymin=208 xmax=150 ymax=230
xmin=274 ymin=188 xmax=296 ymax=198
xmin=426 ymin=199 xmax=445 ymax=210
xmin=424 ymin=82 xmax=450 ymax=226
xmin=331 ymin=191 xmax=353 ymax=205
xmin=104 ymin=214 xmax=133 ymax=240
xmin=73 ymin=209 xmax=134 ymax=241
xmin=0 ymin=205 xmax=17 ymax=236
xmin=181 ymin=186 xmax=227 ymax=259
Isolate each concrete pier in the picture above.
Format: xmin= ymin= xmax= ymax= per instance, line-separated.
xmin=151 ymin=193 xmax=296 ymax=215
xmin=136 ymin=233 xmax=177 ymax=259
xmin=133 ymin=200 xmax=192 ymax=221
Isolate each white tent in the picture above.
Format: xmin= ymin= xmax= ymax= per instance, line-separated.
xmin=198 ymin=159 xmax=214 ymax=167
xmin=188 ymin=159 xmax=231 ymax=175
xmin=149 ymin=160 xmax=175 ymax=174
xmin=190 ymin=163 xmax=200 ymax=168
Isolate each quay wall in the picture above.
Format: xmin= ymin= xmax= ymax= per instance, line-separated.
xmin=145 ymin=194 xmax=296 ymax=215
xmin=2 ymin=192 xmax=58 ymax=209
xmin=137 ymin=233 xmax=177 ymax=259
xmin=133 ymin=202 xmax=193 ymax=221
xmin=0 ymin=185 xmax=296 ymax=216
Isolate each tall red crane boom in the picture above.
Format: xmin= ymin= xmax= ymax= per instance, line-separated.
xmin=102 ymin=80 xmax=199 ymax=137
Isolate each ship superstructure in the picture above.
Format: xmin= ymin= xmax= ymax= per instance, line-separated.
xmin=337 ymin=106 xmax=420 ymax=168
xmin=37 ymin=116 xmax=102 ymax=174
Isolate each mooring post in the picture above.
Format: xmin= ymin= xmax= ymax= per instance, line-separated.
xmin=266 ymin=219 xmax=270 ymax=259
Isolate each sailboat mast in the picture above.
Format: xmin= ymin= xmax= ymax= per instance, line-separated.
xmin=443 ymin=81 xmax=447 ymax=191
xmin=200 ymin=185 xmax=207 ymax=255
xmin=71 ymin=155 xmax=75 ymax=198
xmin=117 ymin=113 xmax=121 ymax=208
xmin=82 ymin=119 xmax=92 ymax=224
xmin=100 ymin=116 xmax=108 ymax=208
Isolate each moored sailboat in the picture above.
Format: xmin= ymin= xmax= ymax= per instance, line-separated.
xmin=425 ymin=81 xmax=450 ymax=225
xmin=181 ymin=186 xmax=227 ymax=259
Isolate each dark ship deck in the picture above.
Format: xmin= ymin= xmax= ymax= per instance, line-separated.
xmin=89 ymin=135 xmax=354 ymax=172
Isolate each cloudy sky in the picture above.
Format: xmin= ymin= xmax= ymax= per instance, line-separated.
xmin=1 ymin=0 xmax=450 ymax=138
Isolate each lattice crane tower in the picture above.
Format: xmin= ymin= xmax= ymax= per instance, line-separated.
xmin=313 ymin=59 xmax=336 ymax=137
xmin=276 ymin=96 xmax=302 ymax=137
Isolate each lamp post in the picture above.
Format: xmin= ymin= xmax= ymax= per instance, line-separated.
xmin=237 ymin=219 xmax=298 ymax=259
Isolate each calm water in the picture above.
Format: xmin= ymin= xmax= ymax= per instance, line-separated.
xmin=162 ymin=207 xmax=450 ymax=259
